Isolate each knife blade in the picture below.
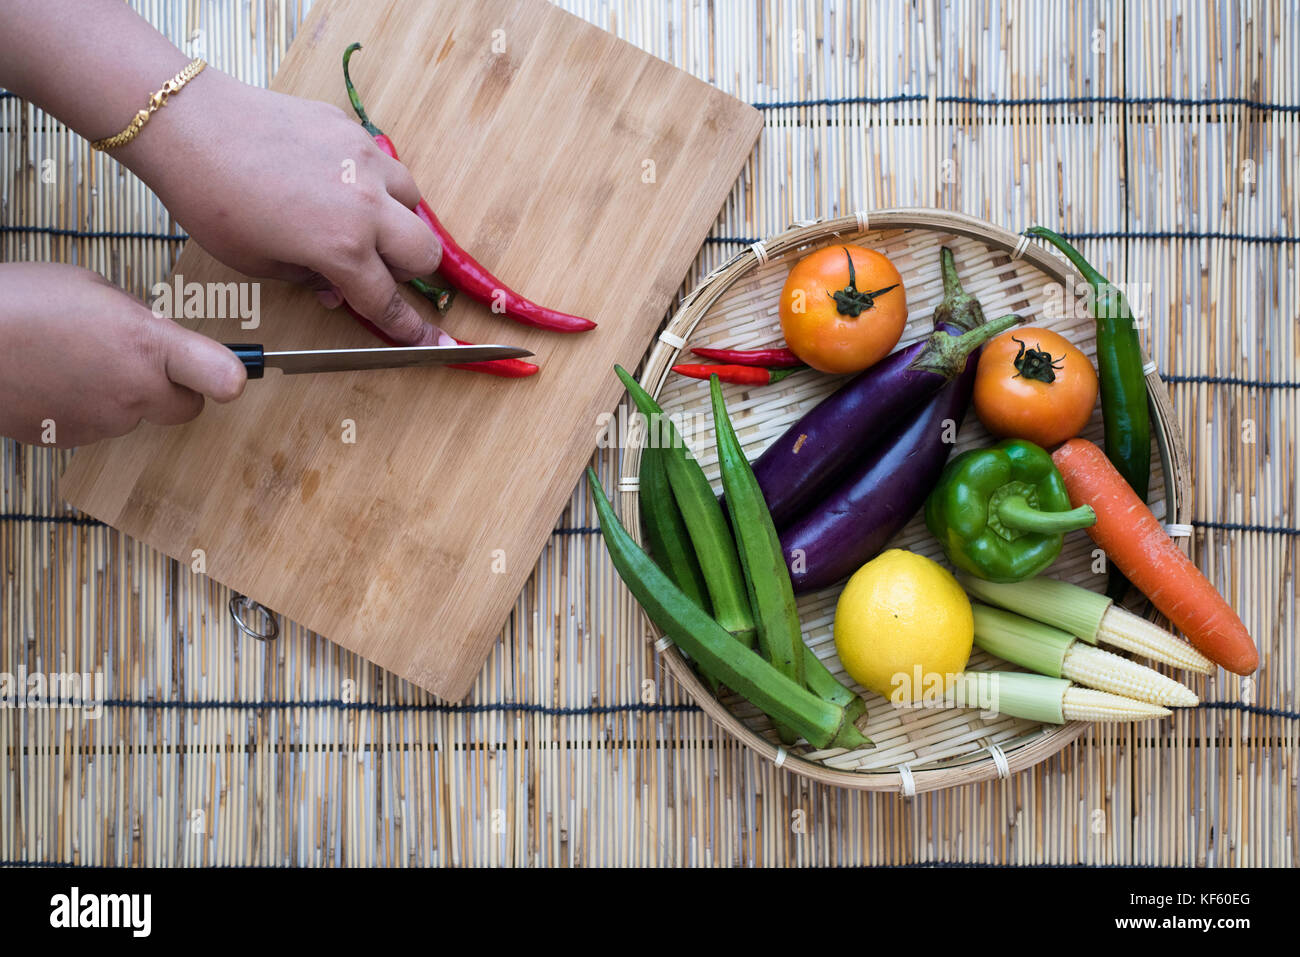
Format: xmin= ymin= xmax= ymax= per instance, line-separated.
xmin=224 ymin=343 xmax=534 ymax=378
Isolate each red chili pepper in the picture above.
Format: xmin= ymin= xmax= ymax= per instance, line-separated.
xmin=689 ymin=346 xmax=803 ymax=368
xmin=345 ymin=303 xmax=539 ymax=378
xmin=671 ymin=363 xmax=802 ymax=386
xmin=343 ymin=44 xmax=596 ymax=335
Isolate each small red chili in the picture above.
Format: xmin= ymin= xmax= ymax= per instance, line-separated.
xmin=343 ymin=44 xmax=595 ymax=335
xmin=689 ymin=346 xmax=803 ymax=368
xmin=671 ymin=363 xmax=803 ymax=386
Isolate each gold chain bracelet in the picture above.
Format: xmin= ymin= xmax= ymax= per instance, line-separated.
xmin=90 ymin=58 xmax=207 ymax=151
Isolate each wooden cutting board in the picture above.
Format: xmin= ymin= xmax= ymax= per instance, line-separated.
xmin=61 ymin=0 xmax=762 ymax=700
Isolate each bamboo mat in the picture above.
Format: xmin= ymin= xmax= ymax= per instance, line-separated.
xmin=1 ymin=0 xmax=1296 ymax=867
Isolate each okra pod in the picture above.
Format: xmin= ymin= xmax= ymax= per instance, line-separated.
xmin=638 ymin=444 xmax=711 ymax=611
xmin=709 ymin=375 xmax=804 ymax=687
xmin=587 ymin=468 xmax=870 ymax=751
xmin=615 ymin=365 xmax=755 ymax=648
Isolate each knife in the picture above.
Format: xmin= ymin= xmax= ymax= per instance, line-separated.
xmin=224 ymin=343 xmax=534 ymax=378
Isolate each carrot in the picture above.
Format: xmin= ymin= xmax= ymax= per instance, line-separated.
xmin=1051 ymin=439 xmax=1258 ymax=674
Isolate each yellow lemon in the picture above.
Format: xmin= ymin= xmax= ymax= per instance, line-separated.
xmin=833 ymin=549 xmax=973 ymax=702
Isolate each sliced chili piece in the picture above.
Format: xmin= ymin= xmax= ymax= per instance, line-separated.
xmin=344 ymin=303 xmax=539 ymax=378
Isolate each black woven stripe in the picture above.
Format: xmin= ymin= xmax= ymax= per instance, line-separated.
xmin=9 ymin=697 xmax=704 ymax=716
xmin=8 ymin=698 xmax=1296 ymax=720
xmin=0 ymin=513 xmax=104 ymax=526
xmin=1162 ymin=373 xmax=1300 ymax=390
xmin=0 ymin=859 xmax=1235 ymax=867
xmin=4 ymin=513 xmax=1298 ymax=537
xmin=4 ymin=225 xmax=1295 ymax=248
xmin=706 ymin=230 xmax=1298 ymax=245
xmin=7 ymin=87 xmax=1298 ymax=111
xmin=1192 ymin=520 xmax=1300 ymax=537
xmin=751 ymin=92 xmax=1300 ymax=113
xmin=0 ymin=225 xmax=188 ymax=241
xmin=0 ymin=514 xmax=611 ymax=535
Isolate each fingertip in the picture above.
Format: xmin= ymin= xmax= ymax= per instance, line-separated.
xmin=316 ymin=288 xmax=343 ymax=309
xmin=206 ymin=345 xmax=249 ymax=403
xmin=385 ymin=296 xmax=437 ymax=346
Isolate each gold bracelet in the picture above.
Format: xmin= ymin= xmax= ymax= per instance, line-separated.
xmin=90 ymin=58 xmax=207 ymax=151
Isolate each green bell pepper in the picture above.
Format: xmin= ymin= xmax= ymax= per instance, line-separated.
xmin=924 ymin=439 xmax=1096 ymax=583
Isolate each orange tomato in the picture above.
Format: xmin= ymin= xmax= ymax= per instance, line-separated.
xmin=778 ymin=245 xmax=907 ymax=374
xmin=974 ymin=327 xmax=1099 ymax=448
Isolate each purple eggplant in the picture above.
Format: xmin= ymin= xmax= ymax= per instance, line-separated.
xmin=778 ymin=248 xmax=1000 ymax=593
xmin=782 ymin=372 xmax=973 ymax=593
xmin=754 ymin=248 xmax=1018 ymax=526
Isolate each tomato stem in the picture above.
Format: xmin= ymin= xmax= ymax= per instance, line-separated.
xmin=1010 ymin=336 xmax=1065 ymax=383
xmin=828 ymin=248 xmax=899 ymax=316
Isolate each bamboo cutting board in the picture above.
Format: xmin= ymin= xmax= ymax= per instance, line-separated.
xmin=61 ymin=0 xmax=762 ymax=700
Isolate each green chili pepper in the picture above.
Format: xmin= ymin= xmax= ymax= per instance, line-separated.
xmin=586 ymin=468 xmax=871 ymax=751
xmin=925 ymin=438 xmax=1096 ymax=583
xmin=1024 ymin=226 xmax=1150 ymax=600
xmin=615 ymin=365 xmax=755 ymax=649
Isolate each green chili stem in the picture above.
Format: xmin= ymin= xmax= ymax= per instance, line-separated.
xmin=1023 ymin=226 xmax=1105 ymax=287
xmin=342 ymin=42 xmax=384 ymax=137
xmin=408 ymin=276 xmax=455 ymax=313
xmin=996 ymin=496 xmax=1096 ymax=535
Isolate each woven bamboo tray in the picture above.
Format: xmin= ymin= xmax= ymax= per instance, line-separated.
xmin=619 ymin=208 xmax=1193 ymax=794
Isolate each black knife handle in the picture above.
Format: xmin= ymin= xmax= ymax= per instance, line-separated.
xmin=224 ymin=343 xmax=265 ymax=379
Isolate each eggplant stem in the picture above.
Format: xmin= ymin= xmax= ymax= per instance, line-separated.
xmin=908 ymin=312 xmax=1021 ymax=379
xmin=940 ymin=245 xmax=963 ymax=299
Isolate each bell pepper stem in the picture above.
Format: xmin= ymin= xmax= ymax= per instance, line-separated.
xmin=995 ymin=496 xmax=1096 ymax=535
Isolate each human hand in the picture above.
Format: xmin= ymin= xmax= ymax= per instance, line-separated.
xmin=0 ymin=263 xmax=247 ymax=447
xmin=119 ymin=69 xmax=448 ymax=346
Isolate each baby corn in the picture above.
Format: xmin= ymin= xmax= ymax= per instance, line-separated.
xmin=973 ymin=603 xmax=1198 ymax=707
xmin=960 ymin=574 xmax=1214 ymax=674
xmin=1095 ymin=607 xmax=1214 ymax=674
xmin=970 ymin=671 xmax=1172 ymax=724
xmin=1061 ymin=686 xmax=1172 ymax=723
xmin=1061 ymin=643 xmax=1199 ymax=707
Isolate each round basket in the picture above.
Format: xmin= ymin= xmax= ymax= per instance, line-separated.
xmin=621 ymin=208 xmax=1193 ymax=794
